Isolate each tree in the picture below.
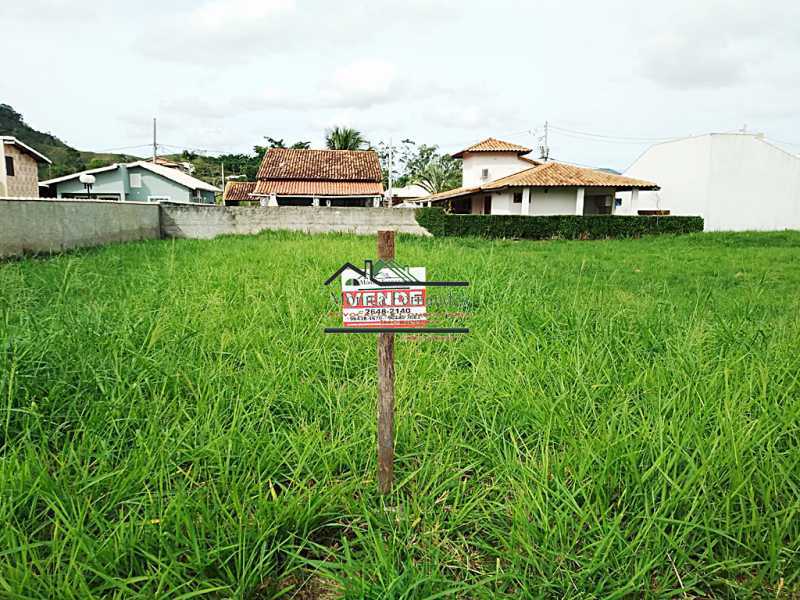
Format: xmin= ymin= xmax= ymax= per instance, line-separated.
xmin=263 ymin=136 xmax=310 ymax=150
xmin=325 ymin=127 xmax=368 ymax=150
xmin=377 ymin=139 xmax=462 ymax=192
xmin=414 ymin=158 xmax=462 ymax=194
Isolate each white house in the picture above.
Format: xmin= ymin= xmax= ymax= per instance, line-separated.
xmin=416 ymin=138 xmax=658 ymax=215
xmin=621 ymin=133 xmax=800 ymax=231
xmin=386 ymin=183 xmax=428 ymax=205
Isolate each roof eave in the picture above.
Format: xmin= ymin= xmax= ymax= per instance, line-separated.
xmin=2 ymin=137 xmax=52 ymax=164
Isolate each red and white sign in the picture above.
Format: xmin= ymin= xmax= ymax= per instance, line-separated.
xmin=341 ymin=267 xmax=426 ymax=328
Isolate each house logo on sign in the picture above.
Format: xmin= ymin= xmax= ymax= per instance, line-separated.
xmin=324 ymin=260 xmax=469 ymax=334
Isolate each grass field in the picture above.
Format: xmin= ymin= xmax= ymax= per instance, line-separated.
xmin=1 ymin=231 xmax=799 ymax=598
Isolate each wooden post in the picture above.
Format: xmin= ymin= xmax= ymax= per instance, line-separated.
xmin=377 ymin=230 xmax=395 ymax=494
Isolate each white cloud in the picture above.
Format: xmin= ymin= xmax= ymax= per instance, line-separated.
xmin=329 ymin=59 xmax=398 ymax=106
xmin=640 ymin=35 xmax=745 ymax=90
xmin=187 ymin=0 xmax=295 ymax=34
xmin=635 ymin=1 xmax=800 ymax=91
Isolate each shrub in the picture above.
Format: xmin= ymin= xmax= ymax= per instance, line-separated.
xmin=415 ymin=208 xmax=703 ymax=239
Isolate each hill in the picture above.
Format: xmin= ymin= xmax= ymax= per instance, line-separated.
xmin=0 ymin=103 xmax=140 ymax=179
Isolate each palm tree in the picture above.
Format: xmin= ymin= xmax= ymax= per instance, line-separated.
xmin=325 ymin=127 xmax=368 ymax=150
xmin=414 ymin=161 xmax=461 ymax=195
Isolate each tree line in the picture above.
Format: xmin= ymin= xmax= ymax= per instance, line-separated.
xmin=206 ymin=127 xmax=461 ymax=194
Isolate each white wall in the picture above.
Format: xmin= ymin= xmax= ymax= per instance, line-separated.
xmin=530 ymin=188 xmax=578 ymax=215
xmin=623 ymin=134 xmax=800 ymax=231
xmin=462 ymin=188 xmax=579 ymax=215
xmin=490 ymin=191 xmax=521 ymax=215
xmin=462 ymin=153 xmax=533 ymax=187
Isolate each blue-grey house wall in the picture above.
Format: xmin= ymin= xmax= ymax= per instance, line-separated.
xmin=53 ymin=166 xmax=216 ymax=204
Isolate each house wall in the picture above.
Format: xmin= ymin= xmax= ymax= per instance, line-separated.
xmin=55 ymin=168 xmax=127 ymax=199
xmin=1 ymin=144 xmax=40 ymax=198
xmin=460 ymin=188 xmax=578 ymax=215
xmin=622 ymin=133 xmax=800 ymax=231
xmin=461 ymin=152 xmax=533 ymax=187
xmin=530 ymin=188 xmax=579 ymax=215
xmin=128 ymin=166 xmax=194 ymax=203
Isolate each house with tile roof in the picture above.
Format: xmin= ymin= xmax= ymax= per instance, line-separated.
xmin=416 ymin=137 xmax=659 ymax=216
xmin=223 ymin=181 xmax=257 ymax=205
xmin=40 ymin=161 xmax=220 ymax=203
xmin=252 ymin=148 xmax=384 ymax=207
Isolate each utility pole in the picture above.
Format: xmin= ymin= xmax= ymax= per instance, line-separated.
xmin=387 ymin=137 xmax=393 ymax=208
xmin=539 ymin=121 xmax=550 ymax=162
xmin=152 ymin=118 xmax=157 ymax=163
xmin=221 ymin=160 xmax=225 ymax=189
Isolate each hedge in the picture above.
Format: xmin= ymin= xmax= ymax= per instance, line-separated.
xmin=415 ymin=208 xmax=704 ymax=240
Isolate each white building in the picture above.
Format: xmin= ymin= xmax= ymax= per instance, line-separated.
xmin=386 ymin=183 xmax=428 ymax=205
xmin=416 ymin=138 xmax=658 ymax=215
xmin=622 ymin=133 xmax=800 ymax=231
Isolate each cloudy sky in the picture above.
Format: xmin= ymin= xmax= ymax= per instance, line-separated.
xmin=1 ymin=0 xmax=798 ymax=170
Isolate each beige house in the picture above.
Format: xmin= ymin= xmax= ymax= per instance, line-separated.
xmin=0 ymin=136 xmax=51 ymax=197
xmin=417 ymin=137 xmax=658 ymax=215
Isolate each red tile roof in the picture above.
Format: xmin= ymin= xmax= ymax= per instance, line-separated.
xmin=484 ymin=162 xmax=659 ymax=190
xmin=254 ymin=180 xmax=384 ymax=197
xmin=416 ymin=161 xmax=659 ymax=203
xmin=223 ymin=181 xmax=256 ymax=201
xmin=452 ymin=137 xmax=533 ymax=158
xmin=256 ymin=148 xmax=382 ymax=182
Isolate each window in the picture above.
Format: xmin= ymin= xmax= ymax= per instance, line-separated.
xmin=129 ymin=173 xmax=142 ymax=188
xmin=147 ymin=195 xmax=171 ymax=203
xmin=5 ymin=156 xmax=14 ymax=177
xmin=513 ymin=191 xmax=523 ymax=203
xmin=481 ymin=168 xmax=489 ymax=179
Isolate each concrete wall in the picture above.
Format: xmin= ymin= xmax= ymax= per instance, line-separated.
xmin=160 ymin=204 xmax=431 ymax=239
xmin=0 ymin=200 xmax=431 ymax=258
xmin=0 ymin=198 xmax=160 ymax=257
xmin=622 ymin=133 xmax=800 ymax=231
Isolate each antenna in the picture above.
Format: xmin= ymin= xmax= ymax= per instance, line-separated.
xmin=152 ymin=118 xmax=157 ymax=163
xmin=538 ymin=120 xmax=550 ymax=161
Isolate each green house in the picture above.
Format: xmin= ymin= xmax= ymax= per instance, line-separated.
xmin=40 ymin=161 xmax=220 ymax=204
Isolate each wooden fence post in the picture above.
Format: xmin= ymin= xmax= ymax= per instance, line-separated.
xmin=377 ymin=230 xmax=395 ymax=494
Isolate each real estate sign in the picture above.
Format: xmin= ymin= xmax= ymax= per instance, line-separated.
xmin=340 ymin=265 xmax=427 ymax=328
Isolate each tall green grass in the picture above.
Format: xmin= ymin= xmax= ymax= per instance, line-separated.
xmin=1 ymin=231 xmax=799 ymax=598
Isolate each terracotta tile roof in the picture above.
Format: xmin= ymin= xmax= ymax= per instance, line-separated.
xmin=411 ymin=185 xmax=482 ymax=203
xmin=484 ymin=162 xmax=659 ymax=190
xmin=223 ymin=181 xmax=256 ymax=201
xmin=452 ymin=137 xmax=533 ymax=158
xmin=415 ymin=161 xmax=659 ymax=204
xmin=256 ymin=148 xmax=382 ymax=182
xmin=254 ymin=180 xmax=384 ymax=197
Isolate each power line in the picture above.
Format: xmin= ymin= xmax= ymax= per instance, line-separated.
xmin=551 ymin=129 xmax=664 ymax=145
xmin=549 ymin=124 xmax=680 ymax=143
xmin=94 ymin=143 xmax=153 ymax=153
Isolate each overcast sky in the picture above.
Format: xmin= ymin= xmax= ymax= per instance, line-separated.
xmin=1 ymin=0 xmax=798 ymax=170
